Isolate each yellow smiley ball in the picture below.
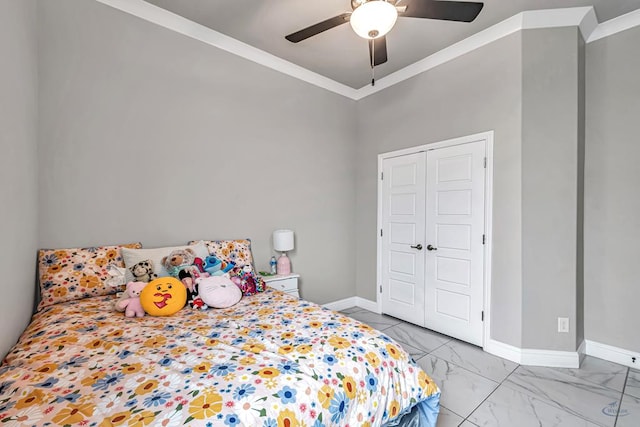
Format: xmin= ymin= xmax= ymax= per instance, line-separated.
xmin=140 ymin=277 xmax=187 ymax=316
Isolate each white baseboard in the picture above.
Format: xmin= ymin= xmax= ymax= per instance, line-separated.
xmin=578 ymin=340 xmax=586 ymax=355
xmin=577 ymin=340 xmax=587 ymax=364
xmin=484 ymin=339 xmax=580 ymax=368
xmin=322 ymin=296 xmax=380 ymax=313
xmin=584 ymin=339 xmax=640 ymax=368
xmin=354 ymin=297 xmax=380 ymax=313
xmin=520 ymin=348 xmax=580 ymax=368
xmin=484 ymin=339 xmax=523 ymax=365
xmin=322 ymin=297 xmax=358 ymax=312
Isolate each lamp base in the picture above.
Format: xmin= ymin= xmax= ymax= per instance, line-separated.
xmin=276 ymin=253 xmax=291 ymax=275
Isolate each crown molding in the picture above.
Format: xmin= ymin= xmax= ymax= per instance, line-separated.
xmin=587 ymin=8 xmax=640 ymax=43
xmin=355 ymin=7 xmax=596 ymax=99
xmin=95 ymin=1 xmax=638 ymax=101
xmin=95 ymin=0 xmax=359 ymax=99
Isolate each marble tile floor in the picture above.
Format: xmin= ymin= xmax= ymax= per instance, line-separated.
xmin=339 ymin=307 xmax=640 ymax=427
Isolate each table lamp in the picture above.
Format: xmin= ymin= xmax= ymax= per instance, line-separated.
xmin=273 ymin=229 xmax=294 ymax=275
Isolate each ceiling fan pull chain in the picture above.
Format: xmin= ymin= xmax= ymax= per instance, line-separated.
xmin=371 ymin=39 xmax=376 ymax=86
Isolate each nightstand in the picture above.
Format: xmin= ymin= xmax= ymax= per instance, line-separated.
xmin=261 ymin=273 xmax=300 ymax=298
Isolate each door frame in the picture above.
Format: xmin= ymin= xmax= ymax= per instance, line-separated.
xmin=376 ymin=131 xmax=494 ymax=347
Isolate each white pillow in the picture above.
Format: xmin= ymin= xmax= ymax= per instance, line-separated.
xmin=121 ymin=241 xmax=209 ymax=283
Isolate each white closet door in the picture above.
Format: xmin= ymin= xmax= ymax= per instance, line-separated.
xmin=381 ymin=152 xmax=427 ymax=326
xmin=424 ymin=140 xmax=486 ymax=346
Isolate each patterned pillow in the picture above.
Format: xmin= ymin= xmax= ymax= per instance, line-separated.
xmin=37 ymin=243 xmax=142 ymax=310
xmin=190 ymin=239 xmax=255 ymax=268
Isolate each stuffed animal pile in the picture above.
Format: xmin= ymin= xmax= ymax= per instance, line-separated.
xmin=113 ymin=247 xmax=257 ymax=317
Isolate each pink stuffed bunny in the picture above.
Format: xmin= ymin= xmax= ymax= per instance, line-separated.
xmin=116 ymin=281 xmax=147 ymax=317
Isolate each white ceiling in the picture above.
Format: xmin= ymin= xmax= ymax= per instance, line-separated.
xmin=144 ymin=0 xmax=640 ymax=88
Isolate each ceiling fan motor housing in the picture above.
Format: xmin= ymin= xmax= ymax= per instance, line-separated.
xmin=350 ymin=0 xmax=399 ymax=39
xmin=351 ymin=0 xmax=398 ymax=10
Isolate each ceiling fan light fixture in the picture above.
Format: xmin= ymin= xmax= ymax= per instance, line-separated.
xmin=350 ymin=0 xmax=398 ymax=39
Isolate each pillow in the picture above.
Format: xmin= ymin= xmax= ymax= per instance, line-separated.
xmin=37 ymin=242 xmax=142 ymax=311
xmin=190 ymin=239 xmax=255 ymax=268
xmin=121 ymin=241 xmax=209 ymax=283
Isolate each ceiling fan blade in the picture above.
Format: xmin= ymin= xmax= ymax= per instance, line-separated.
xmin=368 ymin=36 xmax=388 ymax=67
xmin=401 ymin=0 xmax=483 ymax=22
xmin=285 ymin=13 xmax=351 ymax=43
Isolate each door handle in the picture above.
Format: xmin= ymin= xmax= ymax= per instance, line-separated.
xmin=410 ymin=244 xmax=423 ymax=250
xmin=427 ymin=244 xmax=438 ymax=251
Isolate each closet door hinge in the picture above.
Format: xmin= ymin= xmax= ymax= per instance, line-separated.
xmin=381 ymin=172 xmax=384 ymax=180
xmin=380 ymin=229 xmax=383 ymax=237
xmin=379 ymin=285 xmax=382 ymax=293
xmin=482 ymin=234 xmax=486 ymax=245
xmin=484 ymin=157 xmax=487 ymax=168
xmin=482 ymin=311 xmax=484 ymax=321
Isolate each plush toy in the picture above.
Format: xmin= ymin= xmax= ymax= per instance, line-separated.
xmin=162 ymin=248 xmax=197 ymax=277
xmin=186 ymin=278 xmax=208 ymax=310
xmin=140 ymin=277 xmax=187 ymax=316
xmin=105 ymin=264 xmax=127 ymax=289
xmin=230 ymin=264 xmax=265 ymax=296
xmin=161 ymin=248 xmax=199 ymax=289
xmin=116 ymin=281 xmax=147 ymax=318
xmin=128 ymin=259 xmax=158 ymax=283
xmin=193 ymin=257 xmax=205 ymax=273
xmin=203 ymin=256 xmax=221 ymax=275
xmin=203 ymin=256 xmax=236 ymax=276
xmin=197 ymin=275 xmax=242 ymax=309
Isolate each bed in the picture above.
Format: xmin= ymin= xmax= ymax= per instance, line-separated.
xmin=0 ymin=243 xmax=440 ymax=426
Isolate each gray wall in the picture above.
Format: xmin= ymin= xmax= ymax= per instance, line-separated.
xmin=15 ymin=0 xmax=640 ymax=355
xmin=520 ymin=28 xmax=581 ymax=351
xmin=38 ymin=0 xmax=357 ymax=305
xmin=355 ymin=33 xmax=524 ymax=348
xmin=0 ymin=0 xmax=39 ymax=357
xmin=585 ymin=25 xmax=640 ymax=353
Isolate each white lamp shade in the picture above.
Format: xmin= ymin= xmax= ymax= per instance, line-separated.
xmin=350 ymin=1 xmax=398 ymax=39
xmin=273 ymin=229 xmax=294 ymax=252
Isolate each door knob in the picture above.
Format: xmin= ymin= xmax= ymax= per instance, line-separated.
xmin=426 ymin=244 xmax=438 ymax=251
xmin=410 ymin=244 xmax=423 ymax=250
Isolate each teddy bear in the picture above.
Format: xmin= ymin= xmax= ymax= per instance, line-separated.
xmin=161 ymin=248 xmax=197 ymax=280
xmin=128 ymin=259 xmax=158 ymax=283
xmin=162 ymin=248 xmax=207 ymax=309
xmin=115 ymin=281 xmax=147 ymax=318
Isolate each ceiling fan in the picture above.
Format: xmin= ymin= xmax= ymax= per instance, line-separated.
xmin=285 ymin=0 xmax=484 ymax=85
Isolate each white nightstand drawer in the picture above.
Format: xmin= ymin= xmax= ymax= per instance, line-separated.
xmin=267 ymin=278 xmax=297 ymax=293
xmin=261 ymin=274 xmax=300 ymax=297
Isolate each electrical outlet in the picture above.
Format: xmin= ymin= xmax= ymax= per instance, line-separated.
xmin=558 ymin=317 xmax=569 ymax=333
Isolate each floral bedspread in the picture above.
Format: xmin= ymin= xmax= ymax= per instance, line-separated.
xmin=0 ymin=289 xmax=439 ymax=426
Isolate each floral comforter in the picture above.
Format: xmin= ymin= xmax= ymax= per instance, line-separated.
xmin=0 ymin=289 xmax=439 ymax=426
